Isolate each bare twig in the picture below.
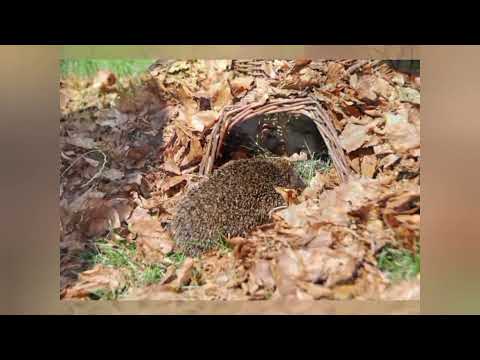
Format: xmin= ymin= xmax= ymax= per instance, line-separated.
xmin=81 ymin=150 xmax=107 ymax=188
xmin=61 ymin=149 xmax=101 ymax=178
xmin=60 ymin=149 xmax=108 ymax=188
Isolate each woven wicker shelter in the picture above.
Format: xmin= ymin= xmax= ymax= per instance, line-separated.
xmin=199 ymin=94 xmax=352 ymax=183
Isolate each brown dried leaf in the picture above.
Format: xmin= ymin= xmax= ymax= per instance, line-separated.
xmin=408 ymin=106 xmax=421 ymax=133
xmin=176 ymin=83 xmax=199 ymax=115
xmin=274 ymin=187 xmax=301 ymax=206
xmin=339 ymin=122 xmax=371 ymax=153
xmin=299 ymin=172 xmax=325 ymax=201
xmin=126 ymin=144 xmax=151 ymax=162
xmin=384 ymin=112 xmax=420 ymax=153
xmin=210 ymin=80 xmax=233 ymax=111
xmin=374 ymin=143 xmax=394 ymax=155
xmin=181 ymin=137 xmax=203 ymax=167
xmin=398 ymin=87 xmax=420 ymax=104
xmin=170 ymin=258 xmax=195 ymax=290
xmin=110 ymin=198 xmax=134 ymax=223
xmin=274 ymin=248 xmax=302 ymax=297
xmin=62 ymin=265 xmax=126 ymax=299
xmin=361 ymin=154 xmax=377 ymax=178
xmin=130 ymin=218 xmax=174 ymax=261
xmin=288 ymin=152 xmax=308 ymax=161
xmin=189 ymin=110 xmax=218 ymax=132
xmin=168 ymin=61 xmax=190 ymax=74
xmin=379 ymin=154 xmax=400 ymax=169
xmin=162 ymin=157 xmax=182 ymax=175
xmin=356 ymin=75 xmax=377 ymax=101
xmin=66 ymin=135 xmax=96 ymax=150
xmin=68 ymin=190 xmax=105 ymax=214
xmin=381 ymin=277 xmax=420 ymax=300
xmin=230 ymin=76 xmax=254 ymax=98
xmin=159 ymin=265 xmax=177 ymax=285
xmin=297 ymin=281 xmax=333 ymax=300
xmin=261 ymin=62 xmax=277 ymax=78
xmin=250 ymin=260 xmax=276 ymax=290
xmin=160 ymin=175 xmax=187 ymax=193
xmin=60 ymin=89 xmax=71 ymax=110
xmin=350 ymin=157 xmax=361 ymax=173
xmin=277 ymin=202 xmax=310 ymax=227
xmin=79 ymin=201 xmax=122 ymax=238
xmin=127 ymin=283 xmax=184 ymax=300
xmin=298 ymin=248 xmax=358 ymax=287
xmin=102 ymin=168 xmax=124 ymax=181
xmin=307 ymin=229 xmax=334 ymax=249
xmin=326 ymin=62 xmax=345 ymax=83
xmin=349 ymin=73 xmax=358 ymax=88
xmin=372 ymin=77 xmax=394 ymax=99
xmin=289 ymin=59 xmax=312 ymax=75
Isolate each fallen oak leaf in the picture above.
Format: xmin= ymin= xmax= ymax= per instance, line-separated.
xmin=189 ymin=110 xmax=219 ymax=132
xmin=162 ymin=157 xmax=182 ymax=175
xmin=130 ymin=218 xmax=174 ymax=262
xmin=62 ymin=264 xmax=126 ymax=299
xmin=65 ymin=135 xmax=97 ymax=150
xmin=384 ymin=112 xmax=420 ymax=153
xmin=229 ymin=76 xmax=254 ymax=98
xmin=160 ymin=175 xmax=188 ymax=193
xmin=78 ymin=201 xmax=121 ymax=238
xmin=397 ymin=87 xmax=420 ymax=104
xmin=170 ymin=258 xmax=195 ymax=290
xmin=326 ymin=62 xmax=345 ymax=84
xmin=287 ymin=59 xmax=312 ymax=76
xmin=339 ymin=122 xmax=371 ymax=153
xmin=379 ymin=154 xmax=400 ymax=169
xmin=361 ymin=154 xmax=377 ymax=178
xmin=274 ymin=248 xmax=302 ymax=297
xmin=296 ymin=281 xmax=333 ymax=300
xmin=102 ymin=168 xmax=124 ymax=181
xmin=297 ymin=248 xmax=359 ymax=288
xmin=250 ymin=260 xmax=276 ymax=290
xmin=274 ymin=187 xmax=301 ymax=206
xmin=180 ymin=137 xmax=203 ymax=168
xmin=158 ymin=265 xmax=177 ymax=285
xmin=210 ymin=80 xmax=233 ymax=111
xmin=126 ymin=283 xmax=184 ymax=300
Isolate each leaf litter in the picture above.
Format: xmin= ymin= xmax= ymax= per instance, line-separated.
xmin=60 ymin=59 xmax=420 ymax=301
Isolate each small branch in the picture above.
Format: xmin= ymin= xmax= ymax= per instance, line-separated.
xmin=60 ymin=149 xmax=107 ymax=188
xmin=60 ymin=149 xmax=101 ymax=178
xmin=81 ymin=150 xmax=107 ymax=188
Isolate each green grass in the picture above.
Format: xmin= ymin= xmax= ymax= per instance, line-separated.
xmin=78 ymin=234 xmax=197 ymax=299
xmin=60 ymin=59 xmax=154 ymax=78
xmin=79 ymin=236 xmax=168 ymax=300
xmin=217 ymin=231 xmax=233 ymax=254
xmin=166 ymin=251 xmax=187 ymax=265
xmin=377 ymin=245 xmax=420 ymax=282
xmin=142 ymin=264 xmax=166 ymax=286
xmin=293 ymin=153 xmax=332 ymax=184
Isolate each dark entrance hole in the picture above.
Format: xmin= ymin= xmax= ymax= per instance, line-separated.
xmin=221 ymin=112 xmax=329 ymax=163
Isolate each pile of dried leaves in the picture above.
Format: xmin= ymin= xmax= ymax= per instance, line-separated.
xmin=60 ymin=59 xmax=420 ymax=301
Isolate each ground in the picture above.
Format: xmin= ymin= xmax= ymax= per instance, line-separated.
xmin=60 ymin=59 xmax=420 ymax=301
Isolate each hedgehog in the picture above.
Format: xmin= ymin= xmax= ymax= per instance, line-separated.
xmin=170 ymin=158 xmax=306 ymax=257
